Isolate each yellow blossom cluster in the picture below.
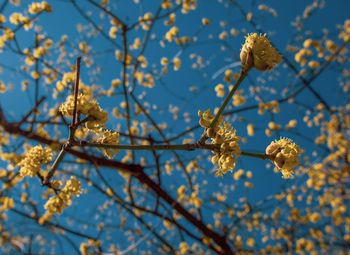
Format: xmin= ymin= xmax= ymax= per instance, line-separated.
xmin=28 ymin=1 xmax=52 ymax=14
xmin=258 ymin=100 xmax=280 ymax=115
xmin=214 ymin=83 xmax=225 ymax=97
xmin=173 ymin=57 xmax=181 ymax=71
xmin=0 ymin=81 xmax=6 ymax=93
xmin=94 ymin=128 xmax=120 ymax=159
xmin=54 ymin=71 xmax=93 ymax=96
xmin=79 ymin=239 xmax=101 ymax=255
xmin=56 ymin=72 xmax=77 ymax=92
xmin=198 ymin=109 xmax=222 ymax=129
xmin=165 ymin=26 xmax=179 ymax=42
xmin=9 ymin=12 xmax=32 ymax=30
xmin=0 ymin=197 xmax=14 ymax=211
xmin=178 ymin=0 xmax=197 ymax=14
xmin=59 ymin=93 xmax=108 ymax=130
xmin=198 ymin=110 xmax=241 ymax=176
xmin=307 ymin=110 xmax=350 ymax=190
xmin=0 ymin=28 xmax=14 ymax=49
xmin=178 ymin=241 xmax=189 ymax=254
xmin=339 ymin=19 xmax=350 ymax=42
xmin=134 ymin=71 xmax=155 ymax=88
xmin=115 ymin=50 xmax=133 ymax=65
xmin=109 ymin=26 xmax=118 ymax=39
xmin=294 ymin=48 xmax=313 ymax=66
xmin=202 ymin=18 xmax=210 ymax=26
xmin=0 ymin=14 xmax=5 ymax=23
xmin=17 ymin=145 xmax=53 ymax=177
xmin=246 ymin=124 xmax=254 ymax=136
xmin=161 ymin=0 xmax=172 ymax=9
xmin=240 ymin=33 xmax=282 ymax=71
xmin=294 ymin=27 xmax=350 ymax=69
xmin=176 ymin=184 xmax=201 ymax=208
xmin=44 ymin=176 xmax=82 ymax=215
xmin=139 ymin=12 xmax=152 ymax=31
xmin=232 ymin=92 xmax=246 ymax=106
xmin=265 ymin=138 xmax=302 ymax=178
xmin=258 ymin=4 xmax=278 ymax=17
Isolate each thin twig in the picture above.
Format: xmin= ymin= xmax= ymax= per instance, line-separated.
xmin=72 ymin=57 xmax=81 ymax=127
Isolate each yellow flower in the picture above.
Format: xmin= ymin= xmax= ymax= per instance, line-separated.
xmin=198 ymin=109 xmax=222 ymax=129
xmin=240 ymin=33 xmax=282 ymax=71
xmin=28 ymin=1 xmax=52 ymax=14
xmin=79 ymin=239 xmax=101 ymax=255
xmin=202 ymin=18 xmax=210 ymax=26
xmin=308 ymin=60 xmax=320 ymax=69
xmin=179 ymin=242 xmax=189 ymax=254
xmin=247 ymin=124 xmax=254 ymax=136
xmin=165 ymin=26 xmax=179 ymax=42
xmin=17 ymin=145 xmax=52 ymax=177
xmin=199 ymin=110 xmax=241 ymax=176
xmin=94 ymin=128 xmax=120 ymax=158
xmin=265 ymin=138 xmax=302 ymax=178
xmin=59 ymin=93 xmax=108 ymax=130
xmin=44 ymin=176 xmax=82 ymax=214
xmin=173 ymin=57 xmax=181 ymax=71
xmin=0 ymin=197 xmax=15 ymax=211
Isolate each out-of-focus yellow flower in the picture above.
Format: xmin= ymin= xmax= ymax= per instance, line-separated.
xmin=173 ymin=57 xmax=181 ymax=71
xmin=165 ymin=26 xmax=179 ymax=42
xmin=247 ymin=124 xmax=254 ymax=136
xmin=308 ymin=60 xmax=320 ymax=69
xmin=17 ymin=145 xmax=52 ymax=177
xmin=94 ymin=128 xmax=120 ymax=158
xmin=202 ymin=18 xmax=210 ymax=26
xmin=0 ymin=197 xmax=14 ymax=211
xmin=178 ymin=242 xmax=189 ymax=254
xmin=79 ymin=239 xmax=101 ymax=255
xmin=44 ymin=176 xmax=82 ymax=214
xmin=28 ymin=1 xmax=52 ymax=14
xmin=215 ymin=83 xmax=225 ymax=97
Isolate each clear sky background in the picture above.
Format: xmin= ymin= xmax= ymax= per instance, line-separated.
xmin=1 ymin=0 xmax=350 ymax=253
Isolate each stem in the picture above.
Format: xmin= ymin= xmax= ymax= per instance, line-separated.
xmin=79 ymin=142 xmax=270 ymax=162
xmin=43 ymin=148 xmax=66 ymax=184
xmin=198 ymin=70 xmax=248 ymax=144
xmin=72 ymin=57 xmax=81 ymax=126
xmin=210 ymin=71 xmax=247 ymax=128
xmin=78 ymin=141 xmax=217 ymax=151
xmin=44 ymin=57 xmax=81 ymax=185
xmin=241 ymin=150 xmax=269 ymax=160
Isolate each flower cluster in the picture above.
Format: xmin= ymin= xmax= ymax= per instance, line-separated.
xmin=28 ymin=1 xmax=52 ymax=14
xmin=258 ymin=100 xmax=280 ymax=115
xmin=0 ymin=197 xmax=14 ymax=211
xmin=265 ymin=138 xmax=302 ymax=178
xmin=165 ymin=26 xmax=179 ymax=42
xmin=56 ymin=72 xmax=77 ymax=92
xmin=0 ymin=28 xmax=14 ymax=50
xmin=9 ymin=13 xmax=30 ymax=28
xmin=199 ymin=110 xmax=241 ymax=176
xmin=44 ymin=176 xmax=82 ymax=215
xmin=339 ymin=19 xmax=350 ymax=42
xmin=181 ymin=0 xmax=197 ymax=14
xmin=198 ymin=109 xmax=222 ymax=129
xmin=94 ymin=128 xmax=120 ymax=158
xmin=240 ymin=33 xmax=282 ymax=71
xmin=17 ymin=145 xmax=53 ymax=177
xmin=59 ymin=93 xmax=108 ymax=130
xmin=80 ymin=239 xmax=101 ymax=255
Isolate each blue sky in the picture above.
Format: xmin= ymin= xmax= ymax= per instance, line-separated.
xmin=1 ymin=0 xmax=350 ymax=253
